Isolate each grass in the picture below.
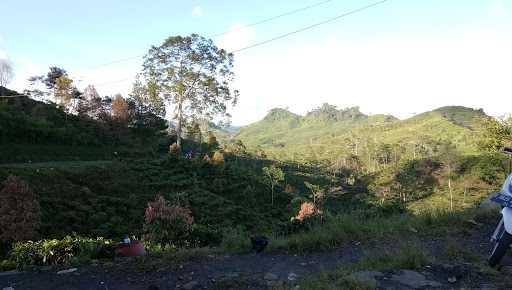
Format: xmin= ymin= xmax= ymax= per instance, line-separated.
xmin=275 ymin=244 xmax=431 ymax=290
xmin=269 ymin=207 xmax=498 ymax=254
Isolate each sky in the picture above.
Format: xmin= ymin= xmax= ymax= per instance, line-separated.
xmin=1 ymin=0 xmax=511 ymax=125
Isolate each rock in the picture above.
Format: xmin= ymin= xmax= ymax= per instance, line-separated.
xmin=182 ymin=281 xmax=198 ymax=290
xmin=390 ymin=270 xmax=442 ymax=289
xmin=348 ymin=271 xmax=383 ymax=288
xmin=288 ymin=272 xmax=299 ymax=281
xmin=447 ymin=276 xmax=457 ymax=283
xmin=264 ymin=272 xmax=278 ymax=281
xmin=57 ymin=268 xmax=78 ymax=275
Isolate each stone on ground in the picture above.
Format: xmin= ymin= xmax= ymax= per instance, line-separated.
xmin=347 ymin=271 xmax=383 ymax=288
xmin=182 ymin=280 xmax=198 ymax=290
xmin=390 ymin=270 xmax=442 ymax=289
xmin=56 ymin=268 xmax=78 ymax=275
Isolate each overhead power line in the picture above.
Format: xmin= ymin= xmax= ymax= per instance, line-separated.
xmin=231 ymin=0 xmax=388 ymax=53
xmin=209 ymin=0 xmax=335 ymax=38
xmin=94 ymin=0 xmax=389 ymax=88
xmin=78 ymin=0 xmax=337 ymax=73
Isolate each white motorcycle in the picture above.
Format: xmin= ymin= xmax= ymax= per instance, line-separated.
xmin=488 ymin=147 xmax=512 ymax=267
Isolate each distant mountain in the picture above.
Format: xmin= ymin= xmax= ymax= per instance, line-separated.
xmin=235 ymin=104 xmax=487 ymax=161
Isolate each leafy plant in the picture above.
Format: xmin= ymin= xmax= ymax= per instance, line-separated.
xmin=143 ymin=194 xmax=194 ymax=248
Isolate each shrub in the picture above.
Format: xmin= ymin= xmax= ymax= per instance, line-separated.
xmin=211 ymin=151 xmax=225 ymax=166
xmin=9 ymin=236 xmax=114 ymax=269
xmin=220 ymin=227 xmax=250 ymax=253
xmin=169 ymin=143 xmax=180 ymax=157
xmin=0 ymin=175 xmax=41 ymax=243
xmin=293 ymin=202 xmax=322 ymax=221
xmin=143 ymin=194 xmax=194 ymax=248
xmin=281 ymin=202 xmax=323 ymax=235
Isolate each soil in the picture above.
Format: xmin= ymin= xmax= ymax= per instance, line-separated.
xmin=1 ymin=223 xmax=510 ymax=290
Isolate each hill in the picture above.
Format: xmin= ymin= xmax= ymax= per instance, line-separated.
xmin=0 ymin=87 xmax=167 ymax=162
xmin=235 ymin=104 xmax=487 ymax=162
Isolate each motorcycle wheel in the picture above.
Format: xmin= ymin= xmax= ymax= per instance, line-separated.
xmin=489 ymin=230 xmax=512 ymax=267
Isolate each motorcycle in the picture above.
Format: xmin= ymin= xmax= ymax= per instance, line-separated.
xmin=488 ymin=147 xmax=512 ymax=267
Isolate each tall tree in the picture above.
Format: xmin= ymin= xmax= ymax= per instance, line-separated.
xmin=78 ymin=84 xmax=101 ymax=117
xmin=26 ymin=67 xmax=80 ymax=108
xmin=0 ymin=59 xmax=14 ymax=88
xmin=112 ymin=94 xmax=130 ymax=122
xmin=142 ymin=34 xmax=238 ymax=149
xmin=262 ymin=165 xmax=285 ymax=206
xmin=54 ymin=75 xmax=75 ymax=109
xmin=438 ymin=142 xmax=460 ymax=211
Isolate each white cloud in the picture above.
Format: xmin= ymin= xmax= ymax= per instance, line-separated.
xmin=216 ymin=23 xmax=256 ymax=52
xmin=229 ymin=30 xmax=512 ymax=125
xmin=192 ymin=5 xmax=203 ymax=17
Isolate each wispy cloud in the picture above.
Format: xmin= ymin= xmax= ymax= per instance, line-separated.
xmin=191 ymin=5 xmax=203 ymax=17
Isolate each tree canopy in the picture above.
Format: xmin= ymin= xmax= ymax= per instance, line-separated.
xmin=142 ymin=34 xmax=238 ymax=149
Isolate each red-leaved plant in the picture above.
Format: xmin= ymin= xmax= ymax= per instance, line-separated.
xmin=143 ymin=194 xmax=194 ymax=248
xmin=292 ymin=202 xmax=322 ymax=222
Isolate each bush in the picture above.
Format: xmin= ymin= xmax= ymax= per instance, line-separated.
xmin=0 ymin=175 xmax=41 ymax=243
xmin=211 ymin=151 xmax=225 ymax=166
xmin=143 ymin=194 xmax=194 ymax=248
xmin=9 ymin=236 xmax=114 ymax=269
xmin=220 ymin=227 xmax=250 ymax=253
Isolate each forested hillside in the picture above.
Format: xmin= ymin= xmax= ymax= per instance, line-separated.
xmin=236 ymin=104 xmax=487 ymax=163
xmin=0 ymin=87 xmax=168 ymax=162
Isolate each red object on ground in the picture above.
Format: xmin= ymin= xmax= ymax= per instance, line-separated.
xmin=115 ymin=241 xmax=145 ymax=257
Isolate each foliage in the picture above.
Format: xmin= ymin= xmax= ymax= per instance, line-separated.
xmin=262 ymin=165 xmax=285 ymax=205
xmin=211 ymin=151 xmax=225 ymax=166
xmin=220 ymin=227 xmax=250 ymax=253
xmin=236 ymin=105 xmax=485 ymax=165
xmin=0 ymin=91 xmax=167 ymax=162
xmin=478 ymin=117 xmax=512 ymax=152
xmin=143 ymin=194 xmax=194 ymax=248
xmin=142 ymin=34 xmax=238 ymax=148
xmin=393 ymin=158 xmax=441 ymax=202
xmin=293 ymin=202 xmax=322 ymax=222
xmin=9 ymin=235 xmax=114 ymax=269
xmin=111 ymin=94 xmax=130 ymax=122
xmin=0 ymin=175 xmax=40 ymax=243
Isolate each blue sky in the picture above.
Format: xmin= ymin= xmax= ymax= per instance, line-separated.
xmin=1 ymin=0 xmax=511 ymax=124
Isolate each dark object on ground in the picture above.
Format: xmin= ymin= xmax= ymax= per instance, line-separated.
xmin=114 ymin=240 xmax=145 ymax=257
xmin=251 ymin=236 xmax=269 ymax=253
xmin=147 ymin=285 xmax=159 ymax=290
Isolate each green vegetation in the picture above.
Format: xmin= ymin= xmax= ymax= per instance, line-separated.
xmin=1 ymin=37 xmax=512 ymax=283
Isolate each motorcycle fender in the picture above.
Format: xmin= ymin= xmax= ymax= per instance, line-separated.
xmin=502 ymin=207 xmax=512 ymax=234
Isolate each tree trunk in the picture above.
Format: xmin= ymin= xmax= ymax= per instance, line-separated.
xmin=271 ymin=183 xmax=274 ymax=206
xmin=176 ymin=96 xmax=184 ymax=149
xmin=448 ymin=178 xmax=453 ymax=211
